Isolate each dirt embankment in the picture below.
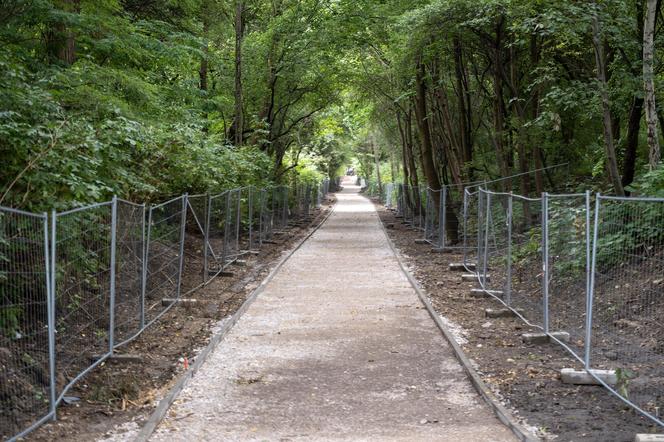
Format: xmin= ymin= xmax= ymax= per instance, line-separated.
xmin=27 ymin=199 xmax=335 ymax=442
xmin=376 ymin=203 xmax=659 ymax=442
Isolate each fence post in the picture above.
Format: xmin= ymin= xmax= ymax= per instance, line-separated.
xmin=176 ymin=194 xmax=187 ymax=299
xmin=235 ymin=189 xmax=241 ymax=251
xmin=222 ymin=191 xmax=231 ymax=266
xmin=248 ymin=187 xmax=254 ymax=250
xmin=542 ymin=192 xmax=549 ymax=334
xmin=462 ymin=190 xmax=469 ymax=268
xmin=258 ymin=189 xmax=264 ymax=247
xmin=476 ymin=189 xmax=483 ymax=276
xmin=283 ymin=187 xmax=288 ymax=226
xmin=204 ymin=194 xmax=211 ymax=282
xmin=585 ymin=193 xmax=601 ymax=369
xmin=47 ymin=211 xmax=57 ymax=420
xmin=141 ymin=206 xmax=152 ymax=329
xmin=506 ymin=193 xmax=513 ymax=306
xmin=439 ymin=187 xmax=446 ymax=250
xmin=482 ymin=191 xmax=491 ymax=288
xmin=108 ymin=196 xmax=118 ymax=354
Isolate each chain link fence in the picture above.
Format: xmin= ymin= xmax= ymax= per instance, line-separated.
xmin=373 ymin=166 xmax=663 ymax=428
xmin=472 ymin=188 xmax=664 ymax=427
xmin=588 ymin=195 xmax=664 ymax=424
xmin=0 ymin=208 xmax=53 ymax=439
xmin=0 ymin=179 xmax=333 ymax=441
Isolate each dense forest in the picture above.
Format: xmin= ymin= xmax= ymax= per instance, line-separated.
xmin=1 ymin=0 xmax=664 ymax=212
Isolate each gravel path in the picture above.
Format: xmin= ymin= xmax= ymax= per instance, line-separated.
xmin=148 ymin=179 xmax=516 ymax=441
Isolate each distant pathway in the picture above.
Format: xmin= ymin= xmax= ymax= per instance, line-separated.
xmin=149 ymin=178 xmax=516 ymax=441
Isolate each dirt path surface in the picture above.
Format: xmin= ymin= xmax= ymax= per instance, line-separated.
xmin=147 ymin=179 xmax=517 ymax=442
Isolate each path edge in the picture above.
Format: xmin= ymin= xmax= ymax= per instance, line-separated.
xmin=373 ymin=201 xmax=540 ymax=442
xmin=133 ymin=201 xmax=337 ymax=442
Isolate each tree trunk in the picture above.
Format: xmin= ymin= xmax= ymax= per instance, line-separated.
xmin=591 ymin=11 xmax=625 ymax=195
xmin=453 ymin=36 xmax=472 ymax=165
xmin=644 ymin=0 xmax=661 ymax=168
xmin=233 ymin=1 xmax=245 ymax=146
xmin=413 ymin=62 xmax=441 ymax=192
xmin=491 ymin=18 xmax=511 ymax=189
xmin=199 ymin=2 xmax=209 ymax=92
xmin=47 ymin=0 xmax=79 ymax=64
xmin=372 ymin=134 xmax=383 ymax=195
xmin=623 ymin=96 xmax=644 ymax=188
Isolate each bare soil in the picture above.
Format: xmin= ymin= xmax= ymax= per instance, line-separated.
xmin=25 ymin=198 xmax=335 ymax=442
xmin=376 ymin=202 xmax=660 ymax=442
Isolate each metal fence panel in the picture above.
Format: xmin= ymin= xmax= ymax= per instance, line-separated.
xmin=259 ymin=189 xmax=273 ymax=243
xmin=113 ymin=200 xmax=145 ymax=347
xmin=509 ymin=194 xmax=544 ymax=327
xmin=181 ymin=194 xmax=210 ymax=292
xmin=462 ymin=188 xmax=480 ymax=273
xmin=546 ymin=193 xmax=590 ymax=356
xmin=478 ymin=191 xmax=510 ymax=302
xmin=53 ymin=202 xmax=114 ymax=399
xmin=589 ymin=195 xmax=664 ymax=421
xmin=272 ymin=186 xmax=289 ymax=230
xmin=0 ymin=208 xmax=53 ymax=439
xmin=144 ymin=196 xmax=186 ymax=327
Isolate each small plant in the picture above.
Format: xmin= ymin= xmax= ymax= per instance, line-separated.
xmin=615 ymin=367 xmax=637 ymax=399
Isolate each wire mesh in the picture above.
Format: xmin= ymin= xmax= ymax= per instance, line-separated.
xmin=258 ymin=189 xmax=273 ymax=243
xmin=291 ymin=183 xmax=312 ymax=220
xmin=384 ymin=183 xmax=395 ymax=209
xmin=272 ymin=186 xmax=289 ymax=230
xmin=246 ymin=187 xmax=260 ymax=250
xmin=228 ymin=189 xmax=241 ymax=260
xmin=478 ymin=191 xmax=509 ymax=302
xmin=208 ymin=191 xmax=230 ymax=272
xmin=546 ymin=193 xmax=590 ymax=355
xmin=144 ymin=196 xmax=185 ymax=327
xmin=462 ymin=188 xmax=480 ymax=273
xmin=424 ymin=188 xmax=443 ymax=248
xmin=180 ymin=194 xmax=209 ymax=293
xmin=589 ymin=196 xmax=664 ymax=419
xmin=396 ymin=184 xmax=404 ymax=217
xmin=439 ymin=184 xmax=465 ymax=250
xmin=0 ymin=208 xmax=52 ymax=439
xmin=509 ymin=194 xmax=544 ymax=327
xmin=112 ymin=200 xmax=145 ymax=347
xmin=0 ymin=182 xmax=320 ymax=440
xmin=53 ymin=202 xmax=113 ymax=397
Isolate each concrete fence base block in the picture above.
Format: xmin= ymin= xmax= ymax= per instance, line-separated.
xmin=450 ymin=262 xmax=475 ymax=271
xmin=162 ymin=298 xmax=198 ymax=306
xmin=431 ymin=247 xmax=453 ymax=254
xmin=462 ymin=273 xmax=488 ymax=282
xmin=484 ymin=308 xmax=523 ymax=318
xmin=521 ymin=332 xmax=570 ymax=345
xmin=635 ymin=434 xmax=664 ymax=442
xmin=469 ymin=288 xmax=503 ymax=298
xmin=560 ymin=368 xmax=617 ymax=385
xmin=414 ymin=239 xmax=428 ymax=244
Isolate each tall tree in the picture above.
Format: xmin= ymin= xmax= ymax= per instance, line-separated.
xmin=592 ymin=9 xmax=625 ymax=195
xmin=643 ymin=0 xmax=661 ymax=168
xmin=233 ymin=0 xmax=245 ymax=146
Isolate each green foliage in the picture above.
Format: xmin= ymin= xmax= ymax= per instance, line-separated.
xmin=0 ymin=0 xmax=346 ymax=214
xmin=626 ymin=166 xmax=664 ymax=197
